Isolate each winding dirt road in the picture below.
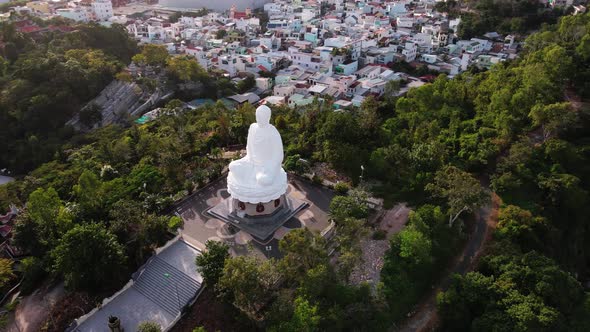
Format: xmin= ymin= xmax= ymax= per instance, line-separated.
xmin=396 ymin=193 xmax=500 ymax=332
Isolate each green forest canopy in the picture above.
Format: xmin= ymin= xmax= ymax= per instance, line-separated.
xmin=0 ymin=22 xmax=138 ymax=173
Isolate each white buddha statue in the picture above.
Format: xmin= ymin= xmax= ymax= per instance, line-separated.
xmin=227 ymin=105 xmax=288 ymax=204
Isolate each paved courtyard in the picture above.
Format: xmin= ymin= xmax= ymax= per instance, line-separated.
xmin=175 ymin=176 xmax=334 ymax=259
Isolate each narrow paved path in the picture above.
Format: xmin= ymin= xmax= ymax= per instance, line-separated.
xmin=397 ymin=193 xmax=500 ymax=332
xmin=6 ymin=283 xmax=66 ymax=332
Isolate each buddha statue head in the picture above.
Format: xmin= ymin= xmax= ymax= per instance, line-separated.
xmin=256 ymin=104 xmax=271 ymax=127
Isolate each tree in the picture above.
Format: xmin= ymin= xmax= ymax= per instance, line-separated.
xmin=133 ymin=44 xmax=168 ymax=66
xmin=334 ymin=217 xmax=367 ymax=282
xmin=218 ymin=255 xmax=281 ymax=317
xmin=333 ymin=182 xmax=350 ymax=195
xmin=13 ymin=188 xmax=73 ymax=255
xmin=496 ymin=205 xmax=545 ymax=250
xmin=271 ymin=296 xmax=321 ymax=332
xmin=127 ymin=164 xmax=165 ymax=195
xmin=0 ymin=258 xmax=15 ymax=289
xmin=137 ymin=214 xmax=168 ymax=255
xmin=19 ymin=256 xmax=45 ymax=294
xmin=210 ymin=147 xmax=223 ymax=160
xmin=283 ymin=154 xmax=307 ymax=174
xmin=529 ymin=102 xmax=578 ymax=140
xmin=381 ymin=225 xmax=434 ymax=319
xmin=236 ymin=75 xmax=256 ymax=93
xmin=168 ymin=215 xmax=183 ymax=231
xmin=329 ymin=189 xmax=369 ymax=222
xmin=438 ymin=250 xmax=586 ymax=331
xmin=397 ymin=227 xmax=432 ymax=265
xmin=137 ymin=321 xmax=162 ymax=332
xmin=115 ymin=70 xmax=132 ymax=82
xmin=52 ymin=223 xmax=127 ymax=291
xmin=73 ymin=170 xmax=103 ymax=217
xmin=279 ymin=229 xmax=328 ymax=283
xmin=426 ymin=166 xmax=489 ymax=226
xmin=78 ymin=103 xmax=103 ymax=128
xmin=3 ymin=41 xmax=18 ymax=62
xmin=384 ymin=79 xmax=401 ymax=102
xmin=215 ymin=29 xmax=227 ymax=39
xmin=195 ymin=240 xmax=230 ymax=288
xmin=107 ymin=199 xmax=167 ymax=264
xmin=166 ymin=55 xmax=206 ymax=82
xmin=408 ymin=204 xmax=459 ymax=262
xmin=359 ymin=96 xmax=381 ymax=131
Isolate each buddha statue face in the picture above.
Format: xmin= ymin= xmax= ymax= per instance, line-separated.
xmin=256 ymin=105 xmax=271 ymax=127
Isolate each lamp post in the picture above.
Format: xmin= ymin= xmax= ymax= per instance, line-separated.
xmin=359 ymin=165 xmax=365 ymax=184
xmin=163 ymin=273 xmax=182 ymax=315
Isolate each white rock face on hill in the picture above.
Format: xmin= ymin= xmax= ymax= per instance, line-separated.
xmin=67 ymin=80 xmax=168 ymax=131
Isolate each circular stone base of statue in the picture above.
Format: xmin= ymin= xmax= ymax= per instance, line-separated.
xmin=230 ymin=196 xmax=285 ymax=218
xmin=207 ymin=194 xmax=309 ymax=244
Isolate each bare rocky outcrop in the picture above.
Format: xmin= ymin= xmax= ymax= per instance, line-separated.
xmin=67 ymin=80 xmax=172 ymax=131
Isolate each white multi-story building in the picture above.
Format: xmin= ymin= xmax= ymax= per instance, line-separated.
xmin=179 ymin=16 xmax=203 ymax=28
xmin=91 ymin=0 xmax=112 ymax=21
xmin=274 ymin=84 xmax=295 ymax=97
xmin=457 ymin=40 xmax=484 ymax=54
xmin=259 ymin=32 xmax=281 ymax=51
xmin=396 ymin=17 xmax=414 ymax=29
xmin=290 ymin=51 xmax=323 ymax=71
xmin=256 ymin=77 xmax=273 ymax=91
xmin=401 ymin=42 xmax=417 ymax=62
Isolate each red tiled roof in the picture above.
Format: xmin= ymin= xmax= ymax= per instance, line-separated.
xmin=491 ymin=43 xmax=504 ymax=53
xmin=18 ymin=25 xmax=43 ymax=34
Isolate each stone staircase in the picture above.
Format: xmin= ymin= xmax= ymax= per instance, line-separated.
xmin=132 ymin=257 xmax=201 ymax=317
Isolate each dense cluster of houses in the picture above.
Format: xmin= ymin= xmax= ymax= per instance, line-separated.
xmin=120 ymin=0 xmax=528 ymax=107
xmin=7 ymin=0 xmax=585 ymax=107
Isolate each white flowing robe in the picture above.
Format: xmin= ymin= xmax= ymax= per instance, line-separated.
xmin=227 ymin=122 xmax=287 ymax=203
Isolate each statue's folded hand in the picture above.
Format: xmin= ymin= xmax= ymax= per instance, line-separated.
xmin=256 ymin=169 xmax=274 ymax=186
